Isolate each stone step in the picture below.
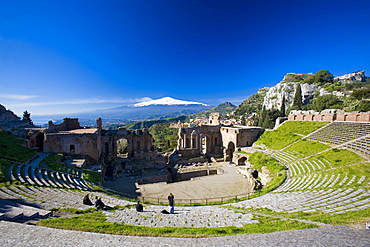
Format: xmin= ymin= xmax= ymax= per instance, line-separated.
xmin=28 ymin=166 xmax=44 ymax=187
xmin=0 ymin=198 xmax=51 ymax=222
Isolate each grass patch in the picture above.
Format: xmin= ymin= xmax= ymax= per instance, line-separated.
xmin=254 ymin=121 xmax=328 ymax=150
xmin=254 ymin=132 xmax=300 ymax=150
xmin=317 ymin=149 xmax=364 ymax=168
xmin=82 ymin=169 xmax=102 ymax=184
xmin=248 ymin=153 xmax=285 ymax=173
xmin=284 ymin=139 xmax=329 ymax=156
xmin=39 ymin=211 xmax=317 ymax=237
xmin=0 ymin=159 xmax=12 ymax=182
xmin=239 ymin=206 xmax=370 ymax=227
xmin=0 ymin=130 xmax=36 ymax=162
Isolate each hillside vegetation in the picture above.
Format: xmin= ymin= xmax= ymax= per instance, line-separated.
xmin=232 ymin=70 xmax=370 ymax=129
xmin=0 ymin=130 xmax=36 ymax=162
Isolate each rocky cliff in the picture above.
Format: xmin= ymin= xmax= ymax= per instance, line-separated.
xmin=262 ymin=71 xmax=367 ymax=110
xmin=0 ymin=104 xmax=30 ymax=132
xmin=334 ymin=70 xmax=366 ymax=83
xmin=0 ymin=104 xmax=21 ymax=123
xmin=262 ymin=81 xmax=321 ymax=110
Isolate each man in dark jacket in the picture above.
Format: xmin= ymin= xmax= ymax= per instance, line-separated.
xmin=168 ymin=193 xmax=174 ymax=214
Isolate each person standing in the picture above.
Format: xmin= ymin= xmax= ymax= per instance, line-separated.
xmin=168 ymin=193 xmax=175 ymax=214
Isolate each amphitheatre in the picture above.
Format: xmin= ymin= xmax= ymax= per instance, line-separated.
xmin=0 ymin=105 xmax=370 ymax=246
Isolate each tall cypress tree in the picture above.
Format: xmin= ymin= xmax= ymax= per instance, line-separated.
xmin=280 ymin=94 xmax=286 ymax=116
xmin=292 ymin=84 xmax=303 ymax=110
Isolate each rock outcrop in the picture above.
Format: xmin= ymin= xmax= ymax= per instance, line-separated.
xmin=262 ymin=71 xmax=367 ymax=110
xmin=335 ymin=70 xmax=366 ymax=83
xmin=263 ymin=81 xmax=320 ymax=110
xmin=0 ymin=104 xmax=21 ymax=123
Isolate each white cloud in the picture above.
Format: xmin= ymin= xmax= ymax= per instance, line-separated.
xmin=0 ymin=94 xmax=38 ymax=100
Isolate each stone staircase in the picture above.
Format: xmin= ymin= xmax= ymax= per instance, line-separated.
xmin=0 ymin=198 xmax=51 ymax=222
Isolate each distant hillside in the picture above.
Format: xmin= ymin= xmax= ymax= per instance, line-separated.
xmin=110 ymin=102 xmax=236 ymax=130
xmin=188 ymin=102 xmax=237 ymax=119
xmin=233 ymin=89 xmax=267 ymax=117
xmin=122 ymin=116 xmax=187 ymax=130
xmin=33 ymin=102 xmax=212 ymax=126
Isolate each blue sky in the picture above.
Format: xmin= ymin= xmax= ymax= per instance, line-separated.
xmin=1 ymin=0 xmax=369 ymax=116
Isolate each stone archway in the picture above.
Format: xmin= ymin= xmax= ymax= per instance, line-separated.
xmin=224 ymin=141 xmax=235 ymax=162
xmin=116 ymin=138 xmax=129 ymax=158
xmin=34 ymin=132 xmax=44 ymax=152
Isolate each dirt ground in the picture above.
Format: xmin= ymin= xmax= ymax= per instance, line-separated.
xmin=103 ymin=162 xmax=253 ymax=202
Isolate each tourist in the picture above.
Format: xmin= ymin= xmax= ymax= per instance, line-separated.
xmin=168 ymin=193 xmax=174 ymax=214
xmin=136 ymin=201 xmax=143 ymax=212
xmin=83 ymin=194 xmax=93 ymax=205
xmin=94 ymin=196 xmax=105 ymax=210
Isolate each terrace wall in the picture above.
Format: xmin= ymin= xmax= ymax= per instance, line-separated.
xmin=288 ymin=109 xmax=370 ymax=123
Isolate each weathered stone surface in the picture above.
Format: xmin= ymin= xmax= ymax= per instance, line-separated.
xmin=0 ymin=104 xmax=21 ymax=123
xmin=263 ymin=82 xmax=320 ymax=110
xmin=335 ymin=70 xmax=366 ymax=83
xmin=262 ymin=71 xmax=367 ymax=110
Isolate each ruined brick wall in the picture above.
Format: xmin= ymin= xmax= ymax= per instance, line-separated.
xmin=43 ymin=132 xmax=100 ymax=162
xmin=288 ymin=110 xmax=370 ymax=122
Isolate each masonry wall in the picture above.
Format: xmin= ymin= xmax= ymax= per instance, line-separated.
xmin=43 ymin=133 xmax=100 ymax=162
xmin=288 ymin=110 xmax=370 ymax=122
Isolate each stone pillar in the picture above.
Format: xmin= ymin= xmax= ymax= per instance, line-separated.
xmin=96 ymin=118 xmax=102 ymax=130
xmin=190 ymin=135 xmax=193 ymax=149
xmin=183 ymin=134 xmax=186 ymax=149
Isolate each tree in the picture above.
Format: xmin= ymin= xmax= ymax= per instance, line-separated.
xmin=351 ymin=89 xmax=370 ymax=100
xmin=312 ymin=95 xmax=343 ymax=111
xmin=356 ymin=100 xmax=370 ymax=112
xmin=314 ymin=70 xmax=334 ymax=86
xmin=292 ymin=84 xmax=303 ymax=110
xmin=22 ymin=110 xmax=33 ymax=125
xmin=280 ymin=94 xmax=286 ymax=116
xmin=303 ymin=70 xmax=334 ymax=86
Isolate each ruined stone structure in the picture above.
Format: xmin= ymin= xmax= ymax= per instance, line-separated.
xmin=28 ymin=118 xmax=154 ymax=164
xmin=176 ymin=113 xmax=264 ymax=162
xmin=288 ymin=109 xmax=370 ymax=122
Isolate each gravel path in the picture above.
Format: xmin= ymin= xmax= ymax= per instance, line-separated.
xmin=0 ymin=221 xmax=369 ymax=247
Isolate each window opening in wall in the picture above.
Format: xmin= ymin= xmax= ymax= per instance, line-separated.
xmin=70 ymin=144 xmax=75 ymax=153
xmin=117 ymin=138 xmax=129 ymax=158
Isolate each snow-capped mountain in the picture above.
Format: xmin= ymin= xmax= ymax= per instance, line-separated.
xmin=33 ymin=97 xmax=212 ymax=126
xmin=133 ymin=97 xmax=209 ymax=107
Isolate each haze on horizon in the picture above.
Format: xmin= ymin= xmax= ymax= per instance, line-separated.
xmin=0 ymin=0 xmax=369 ymax=116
